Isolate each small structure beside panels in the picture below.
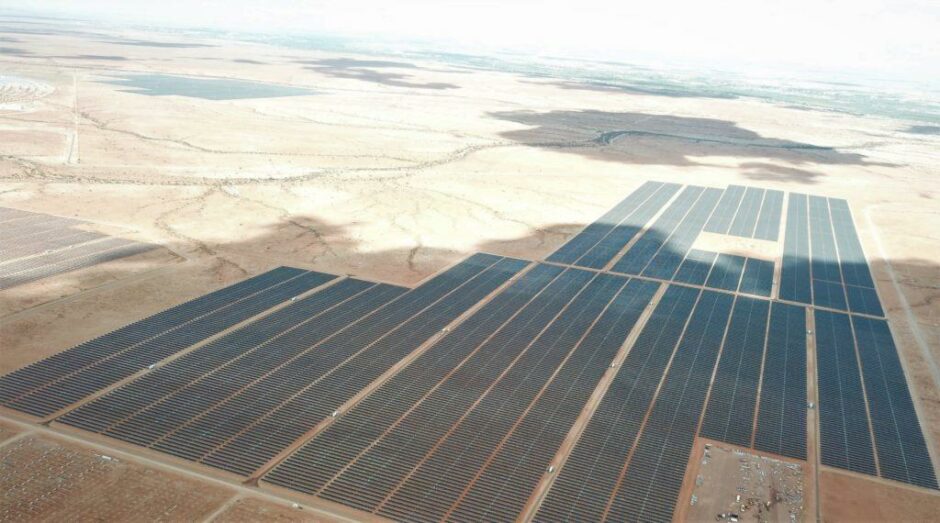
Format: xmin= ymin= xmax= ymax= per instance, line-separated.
xmin=0 ymin=207 xmax=157 ymax=290
xmin=0 ymin=180 xmax=936 ymax=523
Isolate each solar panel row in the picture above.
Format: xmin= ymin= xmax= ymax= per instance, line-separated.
xmin=264 ymin=263 xmax=567 ymax=496
xmin=727 ymin=187 xmax=765 ymax=238
xmin=533 ymin=285 xmax=699 ymax=522
xmin=753 ymin=189 xmax=785 ymax=241
xmin=573 ymin=183 xmax=681 ymax=270
xmin=59 ymin=278 xmax=401 ymax=435
xmin=753 ymin=302 xmax=807 ymax=459
xmin=0 ymin=229 xmax=105 ymax=263
xmin=830 ymin=199 xmax=884 ymax=316
xmin=779 ymin=194 xmax=886 ymax=317
xmin=5 ymin=270 xmax=334 ymax=417
xmin=324 ymin=268 xmax=597 ymax=519
xmin=606 ymin=290 xmax=733 ymax=522
xmin=0 ymin=207 xmax=156 ymax=290
xmin=641 ymin=188 xmax=722 ymax=280
xmin=546 ymin=181 xmax=665 ymax=265
xmin=739 ymin=258 xmax=775 ymax=297
xmin=612 ymin=186 xmax=705 ymax=275
xmin=815 ymin=309 xmax=877 ymax=475
xmin=0 ymin=266 xmax=315 ymax=410
xmin=700 ymin=297 xmax=770 ymax=447
xmin=852 ymin=316 xmax=937 ymax=489
xmin=447 ymin=279 xmax=660 ymax=523
xmin=0 ymin=237 xmax=157 ymax=290
xmin=703 ymin=185 xmax=746 ymax=235
xmin=197 ymin=255 xmax=525 ymax=476
xmin=779 ymin=193 xmax=812 ymax=304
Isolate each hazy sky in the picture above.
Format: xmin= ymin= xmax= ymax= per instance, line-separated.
xmin=8 ymin=0 xmax=940 ymax=81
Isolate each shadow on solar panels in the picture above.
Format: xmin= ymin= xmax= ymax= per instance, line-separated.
xmin=488 ymin=110 xmax=898 ymax=177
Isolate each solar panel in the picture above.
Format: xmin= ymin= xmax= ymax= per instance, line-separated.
xmin=703 ymin=185 xmax=746 ymax=234
xmin=753 ymin=302 xmax=807 ymax=459
xmin=573 ymin=183 xmax=680 ymax=269
xmin=611 ymin=186 xmax=705 ymax=275
xmin=700 ymin=297 xmax=769 ymax=446
xmin=705 ymin=253 xmax=746 ymax=292
xmin=672 ymin=249 xmax=718 ymax=286
xmin=753 ymin=189 xmax=784 ymax=241
xmin=0 ymin=267 xmax=314 ymax=409
xmin=779 ymin=193 xmax=812 ymax=303
xmin=815 ymin=309 xmax=876 ymax=474
xmin=641 ymin=188 xmax=722 ymax=280
xmin=852 ymin=315 xmax=938 ymax=489
xmin=738 ymin=258 xmax=774 ymax=297
xmin=547 ymin=181 xmax=663 ymax=265
xmin=727 ymin=187 xmax=766 ymax=238
xmin=606 ymin=290 xmax=733 ymax=522
xmin=533 ymin=285 xmax=700 ymax=522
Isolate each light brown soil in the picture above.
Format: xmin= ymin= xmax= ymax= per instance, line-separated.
xmin=683 ymin=441 xmax=804 ymax=523
xmin=0 ymin=420 xmax=20 ymax=444
xmin=819 ymin=469 xmax=940 ymax=522
xmin=212 ymin=496 xmax=340 ymax=523
xmin=0 ymin=434 xmax=232 ymax=522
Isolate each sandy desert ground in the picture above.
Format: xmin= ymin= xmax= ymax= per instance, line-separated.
xmin=1 ymin=16 xmax=939 ymax=522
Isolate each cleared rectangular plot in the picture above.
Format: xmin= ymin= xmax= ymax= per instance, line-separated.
xmin=754 ymin=302 xmax=807 ymax=460
xmin=703 ymin=185 xmax=746 ymax=234
xmin=574 ymin=183 xmax=680 ymax=269
xmin=319 ymin=268 xmax=596 ymax=517
xmin=6 ymin=270 xmax=334 ymax=417
xmin=446 ymin=280 xmax=660 ymax=523
xmin=700 ymin=297 xmax=769 ymax=447
xmin=705 ymin=253 xmax=746 ymax=292
xmin=672 ymin=249 xmax=717 ymax=286
xmin=546 ymin=181 xmax=663 ymax=265
xmin=59 ymin=278 xmax=398 ymax=435
xmin=264 ymin=264 xmax=566 ymax=497
xmin=610 ymin=186 xmax=705 ymax=275
xmin=641 ymin=188 xmax=722 ymax=280
xmin=753 ymin=189 xmax=784 ymax=241
xmin=195 ymin=255 xmax=526 ymax=476
xmin=532 ymin=285 xmax=699 ymax=522
xmin=370 ymin=272 xmax=617 ymax=521
xmin=815 ymin=309 xmax=876 ymax=475
xmin=606 ymin=290 xmax=733 ymax=522
xmin=853 ymin=316 xmax=938 ymax=489
xmin=0 ymin=266 xmax=310 ymax=406
xmin=728 ymin=187 xmax=766 ymax=238
xmin=739 ymin=258 xmax=774 ymax=297
xmin=779 ymin=193 xmax=812 ymax=304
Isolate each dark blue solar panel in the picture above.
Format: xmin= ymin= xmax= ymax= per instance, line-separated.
xmin=853 ymin=315 xmax=938 ymax=489
xmin=705 ymin=254 xmax=746 ymax=292
xmin=703 ymin=185 xmax=746 ymax=234
xmin=754 ymin=190 xmax=784 ymax=241
xmin=815 ymin=309 xmax=876 ymax=475
xmin=673 ymin=250 xmax=717 ymax=286
xmin=739 ymin=258 xmax=774 ymax=297
xmin=754 ymin=302 xmax=807 ymax=459
xmin=779 ymin=194 xmax=811 ymax=304
xmin=700 ymin=296 xmax=769 ymax=447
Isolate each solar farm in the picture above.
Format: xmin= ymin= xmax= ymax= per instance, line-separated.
xmin=1 ymin=180 xmax=937 ymax=521
xmin=0 ymin=207 xmax=156 ymax=290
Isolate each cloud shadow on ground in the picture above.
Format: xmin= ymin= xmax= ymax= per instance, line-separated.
xmin=521 ymin=79 xmax=737 ymax=99
xmin=488 ymin=110 xmax=897 ymax=181
xmin=301 ymin=58 xmax=458 ymax=90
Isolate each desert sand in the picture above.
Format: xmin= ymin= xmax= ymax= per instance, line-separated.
xmin=1 ymin=16 xmax=939 ymax=522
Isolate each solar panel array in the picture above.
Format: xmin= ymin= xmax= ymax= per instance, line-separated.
xmin=1 ymin=179 xmax=936 ymax=523
xmin=0 ymin=206 xmax=156 ymax=289
xmin=266 ymin=267 xmax=659 ymax=522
